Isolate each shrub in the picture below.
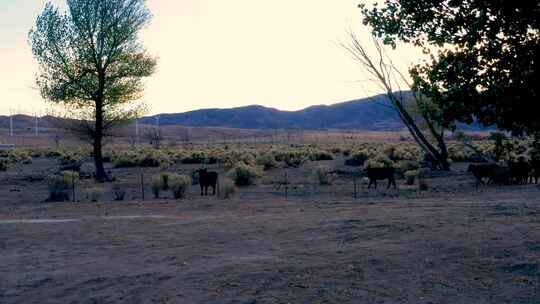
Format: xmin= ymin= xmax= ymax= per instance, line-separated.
xmin=160 ymin=172 xmax=170 ymax=190
xmin=227 ymin=163 xmax=261 ymax=186
xmin=256 ymin=153 xmax=277 ymax=170
xmin=80 ymin=163 xmax=96 ymax=179
xmin=365 ymin=154 xmax=394 ymax=169
xmin=390 ymin=144 xmax=419 ymax=161
xmin=309 ymin=150 xmax=334 ymax=161
xmin=397 ymin=160 xmax=420 ymax=173
xmin=283 ymin=154 xmax=306 ymax=168
xmin=46 ymin=171 xmax=77 ymax=202
xmin=418 ymin=179 xmax=429 ymax=191
xmin=45 ymin=150 xmax=63 ymax=158
xmin=345 ymin=151 xmax=369 ymax=167
xmin=181 ymin=151 xmax=217 ymax=164
xmin=223 ymin=151 xmax=256 ymax=168
xmin=22 ymin=156 xmax=33 ymax=165
xmin=88 ymin=186 xmax=104 ymax=202
xmin=311 ymin=166 xmax=333 ymax=185
xmin=151 ymin=175 xmax=163 ymax=199
xmin=0 ymin=159 xmax=8 ymax=172
xmin=218 ymin=177 xmax=236 ymax=199
xmin=113 ymin=152 xmax=139 ymax=168
xmin=169 ymin=174 xmax=192 ymax=199
xmin=62 ymin=170 xmax=79 ymax=187
xmin=404 ymin=170 xmax=418 ymax=185
xmin=112 ymin=185 xmax=126 ymax=201
xmin=46 ymin=175 xmax=70 ymax=202
xmin=139 ymin=150 xmax=171 ymax=167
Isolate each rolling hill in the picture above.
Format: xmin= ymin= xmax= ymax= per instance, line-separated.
xmin=1 ymin=93 xmax=489 ymax=132
xmin=141 ymin=94 xmax=403 ymax=131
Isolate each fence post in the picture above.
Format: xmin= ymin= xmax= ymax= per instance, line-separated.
xmin=72 ymin=173 xmax=76 ymax=203
xmin=353 ymin=174 xmax=357 ymax=200
xmin=217 ymin=176 xmax=220 ymax=198
xmin=141 ymin=173 xmax=145 ymax=200
xmin=284 ymin=172 xmax=288 ymax=200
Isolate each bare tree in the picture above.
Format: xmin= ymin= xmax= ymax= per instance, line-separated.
xmin=144 ymin=127 xmax=162 ymax=149
xmin=342 ymin=32 xmax=450 ymax=170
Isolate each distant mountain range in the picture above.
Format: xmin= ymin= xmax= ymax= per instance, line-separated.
xmin=1 ymin=93 xmax=488 ymax=132
xmin=141 ymin=94 xmax=405 ymax=131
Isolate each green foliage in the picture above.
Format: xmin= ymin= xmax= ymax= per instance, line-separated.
xmin=47 ymin=175 xmax=69 ymax=202
xmin=29 ymin=0 xmax=157 ymax=180
xmin=218 ymin=177 xmax=236 ymax=199
xmin=159 ymin=172 xmax=170 ymax=191
xmin=311 ymin=166 xmax=334 ymax=185
xmin=113 ymin=148 xmax=171 ymax=168
xmin=0 ymin=159 xmax=8 ymax=172
xmin=151 ymin=175 xmax=163 ymax=199
xmin=308 ymin=149 xmax=334 ymax=161
xmin=88 ymin=186 xmax=104 ymax=202
xmin=46 ymin=173 xmax=76 ymax=202
xmin=227 ymin=163 xmax=261 ymax=186
xmin=283 ymin=154 xmax=306 ymax=168
xmin=361 ymin=1 xmax=540 ymax=135
xmin=404 ymin=170 xmax=418 ymax=185
xmin=256 ymin=153 xmax=277 ymax=171
xmin=62 ymin=171 xmax=80 ymax=188
xmin=365 ymin=154 xmax=395 ymax=169
xmin=181 ymin=151 xmax=217 ymax=165
xmin=169 ymin=174 xmax=192 ymax=199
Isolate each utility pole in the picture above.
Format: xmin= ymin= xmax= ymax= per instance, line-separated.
xmin=9 ymin=108 xmax=13 ymax=137
xmin=34 ymin=111 xmax=39 ymax=136
xmin=135 ymin=118 xmax=139 ymax=145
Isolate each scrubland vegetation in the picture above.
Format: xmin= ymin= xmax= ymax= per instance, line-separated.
xmin=1 ymin=134 xmax=539 ymax=204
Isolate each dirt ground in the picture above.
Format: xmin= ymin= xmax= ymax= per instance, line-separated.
xmin=1 ymin=159 xmax=540 ymax=303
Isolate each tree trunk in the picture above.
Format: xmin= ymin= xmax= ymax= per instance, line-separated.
xmin=390 ymin=93 xmax=451 ymax=170
xmin=94 ymin=69 xmax=107 ymax=182
xmin=94 ymin=101 xmax=107 ymax=182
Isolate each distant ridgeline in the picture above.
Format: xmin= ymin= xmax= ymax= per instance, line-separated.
xmin=141 ymin=93 xmax=489 ymax=131
xmin=0 ymin=93 xmax=489 ymax=132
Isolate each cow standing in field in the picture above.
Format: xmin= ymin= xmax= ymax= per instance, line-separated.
xmin=508 ymin=160 xmax=531 ymax=184
xmin=530 ymin=159 xmax=540 ymax=184
xmin=468 ymin=163 xmax=514 ymax=189
xmin=467 ymin=163 xmax=499 ymax=187
xmin=197 ymin=169 xmax=218 ymax=196
xmin=366 ymin=167 xmax=397 ymax=190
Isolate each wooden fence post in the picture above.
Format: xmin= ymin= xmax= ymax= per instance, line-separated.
xmin=353 ymin=174 xmax=357 ymax=200
xmin=284 ymin=172 xmax=288 ymax=200
xmin=72 ymin=173 xmax=76 ymax=203
xmin=141 ymin=173 xmax=145 ymax=200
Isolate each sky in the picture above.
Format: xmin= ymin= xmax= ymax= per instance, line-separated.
xmin=0 ymin=0 xmax=425 ymax=116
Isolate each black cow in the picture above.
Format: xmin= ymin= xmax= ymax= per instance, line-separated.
xmin=366 ymin=167 xmax=396 ymax=190
xmin=467 ymin=163 xmax=499 ymax=187
xmin=197 ymin=169 xmax=218 ymax=196
xmin=530 ymin=159 xmax=540 ymax=184
xmin=508 ymin=161 xmax=531 ymax=185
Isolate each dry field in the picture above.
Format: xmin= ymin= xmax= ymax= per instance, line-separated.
xmin=1 ymin=151 xmax=539 ymax=304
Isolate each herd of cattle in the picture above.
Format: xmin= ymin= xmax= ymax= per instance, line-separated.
xmin=467 ymin=159 xmax=540 ymax=187
xmin=361 ymin=159 xmax=540 ymax=190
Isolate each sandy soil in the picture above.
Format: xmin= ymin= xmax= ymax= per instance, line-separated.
xmin=1 ymin=157 xmax=540 ymax=303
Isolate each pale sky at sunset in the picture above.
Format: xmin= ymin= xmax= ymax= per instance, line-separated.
xmin=0 ymin=0 xmax=424 ymax=116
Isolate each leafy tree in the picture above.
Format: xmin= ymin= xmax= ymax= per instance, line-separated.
xmin=29 ymin=0 xmax=156 ymax=181
xmin=360 ymin=1 xmax=539 ymax=136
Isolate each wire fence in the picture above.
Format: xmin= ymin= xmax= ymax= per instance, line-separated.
xmin=37 ymin=169 xmax=427 ymax=205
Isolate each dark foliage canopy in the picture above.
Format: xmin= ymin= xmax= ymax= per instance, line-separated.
xmin=361 ymin=1 xmax=539 ymax=135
